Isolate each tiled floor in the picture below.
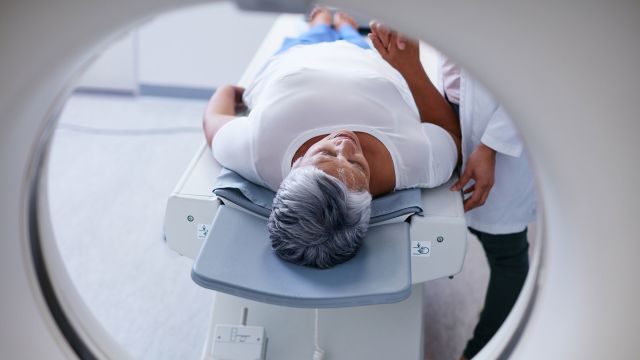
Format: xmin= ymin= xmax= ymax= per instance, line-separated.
xmin=47 ymin=93 xmax=535 ymax=360
xmin=48 ymin=94 xmax=213 ymax=360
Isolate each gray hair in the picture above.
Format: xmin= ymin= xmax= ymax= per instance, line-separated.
xmin=268 ymin=166 xmax=372 ymax=269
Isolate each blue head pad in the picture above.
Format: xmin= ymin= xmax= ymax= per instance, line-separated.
xmin=190 ymin=168 xmax=420 ymax=308
xmin=212 ymin=168 xmax=424 ymax=223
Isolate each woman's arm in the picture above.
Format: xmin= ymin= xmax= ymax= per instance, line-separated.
xmin=203 ymin=85 xmax=246 ymax=147
xmin=368 ymin=22 xmax=461 ymax=162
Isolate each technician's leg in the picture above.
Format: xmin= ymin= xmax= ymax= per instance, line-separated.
xmin=462 ymin=228 xmax=529 ymax=359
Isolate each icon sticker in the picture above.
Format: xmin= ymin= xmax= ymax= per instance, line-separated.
xmin=197 ymin=223 xmax=210 ymax=240
xmin=411 ymin=241 xmax=431 ymax=257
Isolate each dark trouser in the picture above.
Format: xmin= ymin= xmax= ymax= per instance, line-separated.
xmin=463 ymin=227 xmax=529 ymax=359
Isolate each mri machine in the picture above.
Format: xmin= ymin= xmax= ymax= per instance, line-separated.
xmin=1 ymin=0 xmax=639 ymax=358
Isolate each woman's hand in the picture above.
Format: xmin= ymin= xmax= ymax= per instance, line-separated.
xmin=368 ymin=21 xmax=462 ymax=160
xmin=368 ymin=21 xmax=421 ymax=78
xmin=208 ymin=84 xmax=246 ymax=116
xmin=203 ymin=84 xmax=245 ymax=147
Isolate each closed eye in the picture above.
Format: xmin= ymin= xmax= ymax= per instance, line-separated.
xmin=319 ymin=150 xmax=336 ymax=157
xmin=349 ymin=160 xmax=365 ymax=172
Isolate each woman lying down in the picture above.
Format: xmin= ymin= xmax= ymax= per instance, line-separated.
xmin=203 ymin=8 xmax=461 ymax=269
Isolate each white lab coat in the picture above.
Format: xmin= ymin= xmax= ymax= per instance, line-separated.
xmin=446 ymin=67 xmax=537 ymax=234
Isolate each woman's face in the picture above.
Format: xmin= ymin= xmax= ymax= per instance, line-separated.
xmin=294 ymin=130 xmax=371 ymax=191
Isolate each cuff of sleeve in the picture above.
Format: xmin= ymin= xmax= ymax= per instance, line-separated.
xmin=481 ymin=133 xmax=523 ymax=158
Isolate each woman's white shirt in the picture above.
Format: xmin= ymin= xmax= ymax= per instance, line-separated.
xmin=213 ymin=41 xmax=458 ymax=192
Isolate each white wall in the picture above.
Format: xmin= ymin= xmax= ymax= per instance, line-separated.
xmin=76 ymin=2 xmax=278 ymax=94
xmin=77 ymin=33 xmax=137 ymax=93
xmin=137 ymin=2 xmax=278 ymax=89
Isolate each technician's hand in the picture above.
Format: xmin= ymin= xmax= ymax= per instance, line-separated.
xmin=368 ymin=21 xmax=421 ymax=78
xmin=451 ymin=143 xmax=497 ymax=212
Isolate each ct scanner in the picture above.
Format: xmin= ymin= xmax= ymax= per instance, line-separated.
xmin=1 ymin=0 xmax=638 ymax=359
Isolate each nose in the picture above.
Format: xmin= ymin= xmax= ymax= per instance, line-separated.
xmin=334 ymin=137 xmax=357 ymax=157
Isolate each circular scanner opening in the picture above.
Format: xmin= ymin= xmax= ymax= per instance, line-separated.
xmin=36 ymin=2 xmax=543 ymax=359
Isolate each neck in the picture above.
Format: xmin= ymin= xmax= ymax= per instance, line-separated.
xmin=292 ymin=132 xmax=395 ymax=197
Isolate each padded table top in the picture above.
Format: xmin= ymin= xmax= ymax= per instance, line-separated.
xmin=213 ymin=168 xmax=423 ymax=224
xmin=192 ymin=205 xmax=412 ymax=308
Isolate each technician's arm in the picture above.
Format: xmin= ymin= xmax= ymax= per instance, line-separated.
xmin=203 ymin=85 xmax=246 ymax=147
xmin=369 ymin=22 xmax=461 ymax=162
xmin=451 ymin=103 xmax=523 ymax=212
